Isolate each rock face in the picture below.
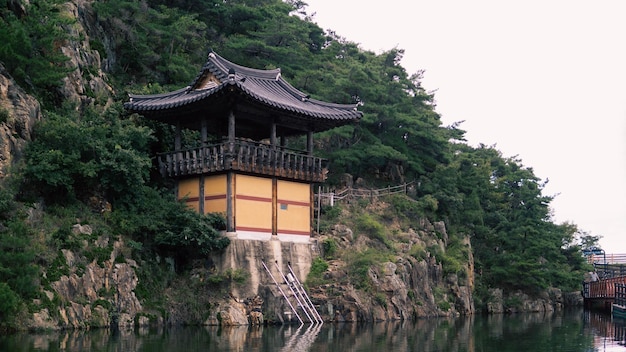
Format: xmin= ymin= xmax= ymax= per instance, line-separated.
xmin=0 ymin=0 xmax=113 ymax=179
xmin=58 ymin=0 xmax=115 ymax=109
xmin=306 ymin=223 xmax=475 ymax=322
xmin=29 ymin=235 xmax=142 ymax=330
xmin=0 ymin=64 xmax=41 ymax=177
xmin=209 ymin=220 xmax=476 ymax=324
xmin=210 ymin=239 xmax=315 ymax=325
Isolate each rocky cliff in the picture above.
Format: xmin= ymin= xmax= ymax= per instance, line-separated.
xmin=0 ymin=63 xmax=40 ymax=177
xmin=0 ymin=0 xmax=580 ymax=331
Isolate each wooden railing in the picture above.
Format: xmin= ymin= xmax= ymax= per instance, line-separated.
xmin=315 ymin=182 xmax=414 ymax=206
xmin=616 ymin=283 xmax=626 ymax=307
xmin=583 ymin=276 xmax=626 ymax=299
xmin=587 ymin=253 xmax=626 ymax=265
xmin=158 ymin=140 xmax=327 ymax=182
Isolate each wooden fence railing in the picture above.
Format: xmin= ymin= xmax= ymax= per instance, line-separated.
xmin=316 ymin=182 xmax=414 ymax=206
xmin=587 ymin=253 xmax=626 ymax=265
xmin=157 ymin=139 xmax=327 ymax=182
xmin=616 ymin=283 xmax=626 ymax=307
xmin=583 ymin=276 xmax=626 ymax=299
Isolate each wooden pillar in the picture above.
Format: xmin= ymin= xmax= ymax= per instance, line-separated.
xmin=199 ymin=175 xmax=205 ymax=214
xmin=270 ymin=121 xmax=277 ymax=147
xmin=228 ymin=110 xmax=235 ymax=146
xmin=307 ymin=130 xmax=313 ymax=155
xmin=226 ymin=110 xmax=235 ymax=232
xmin=175 ymin=121 xmax=182 ymax=192
xmin=201 ymin=117 xmax=208 ymax=145
xmin=272 ymin=177 xmax=278 ymax=239
xmin=199 ymin=118 xmax=207 ymax=214
xmin=175 ymin=121 xmax=182 ymax=150
xmin=226 ymin=172 xmax=234 ymax=232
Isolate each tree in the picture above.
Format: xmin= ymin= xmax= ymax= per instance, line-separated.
xmin=0 ymin=0 xmax=72 ymax=105
xmin=22 ymin=103 xmax=153 ymax=204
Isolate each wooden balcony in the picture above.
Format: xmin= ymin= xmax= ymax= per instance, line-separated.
xmin=158 ymin=139 xmax=328 ymax=182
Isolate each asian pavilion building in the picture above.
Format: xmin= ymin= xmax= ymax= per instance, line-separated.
xmin=124 ymin=50 xmax=362 ymax=243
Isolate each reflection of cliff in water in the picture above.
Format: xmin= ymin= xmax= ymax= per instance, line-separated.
xmin=2 ymin=309 xmax=624 ymax=351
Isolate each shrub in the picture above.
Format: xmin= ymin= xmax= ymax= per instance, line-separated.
xmin=110 ymin=188 xmax=229 ymax=270
xmin=0 ymin=218 xmax=39 ymax=300
xmin=355 ymin=213 xmax=392 ymax=249
xmin=306 ymin=257 xmax=329 ymax=287
xmin=409 ymin=244 xmax=427 ymax=260
xmin=0 ymin=283 xmax=20 ymax=322
xmin=322 ymin=238 xmax=338 ymax=259
xmin=346 ymin=248 xmax=394 ymax=291
xmin=0 ymin=108 xmax=9 ymax=124
xmin=374 ymin=292 xmax=387 ymax=308
xmin=22 ymin=104 xmax=153 ymax=204
xmin=321 ymin=204 xmax=342 ymax=221
xmin=387 ymin=194 xmax=422 ymax=218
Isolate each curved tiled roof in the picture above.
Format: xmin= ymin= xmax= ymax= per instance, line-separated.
xmin=124 ymin=51 xmax=362 ymax=128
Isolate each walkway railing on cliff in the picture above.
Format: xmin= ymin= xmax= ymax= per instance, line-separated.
xmin=313 ymin=181 xmax=415 ymax=233
xmin=315 ymin=181 xmax=415 ymax=207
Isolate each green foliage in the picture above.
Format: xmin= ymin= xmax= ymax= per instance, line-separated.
xmin=306 ymin=257 xmax=329 ymax=287
xmin=207 ymin=269 xmax=249 ymax=285
xmin=0 ymin=282 xmax=20 ymax=322
xmin=0 ymin=212 xmax=39 ymax=304
xmin=134 ymin=261 xmax=165 ymax=308
xmin=345 ymin=248 xmax=394 ymax=291
xmin=51 ymin=223 xmax=81 ymax=251
xmin=422 ymin=144 xmax=588 ymax=292
xmin=23 ymin=104 xmax=153 ymax=204
xmin=44 ymin=251 xmax=70 ymax=285
xmin=504 ymin=296 xmax=523 ymax=310
xmin=84 ymin=245 xmax=113 ymax=267
xmin=388 ymin=194 xmax=422 ymax=219
xmin=93 ymin=0 xmax=208 ymax=85
xmin=441 ymin=237 xmax=470 ymax=277
xmin=433 ymin=286 xmax=451 ymax=311
xmin=0 ymin=108 xmax=9 ymax=124
xmin=0 ymin=0 xmax=593 ymax=310
xmin=321 ymin=204 xmax=342 ymax=221
xmin=110 ymin=187 xmax=229 ymax=268
xmin=355 ymin=213 xmax=393 ymax=249
xmin=0 ymin=0 xmax=72 ymax=105
xmin=409 ymin=244 xmax=427 ymax=261
xmin=92 ymin=299 xmax=112 ymax=311
xmin=321 ymin=238 xmax=338 ymax=259
xmin=374 ymin=292 xmax=387 ymax=308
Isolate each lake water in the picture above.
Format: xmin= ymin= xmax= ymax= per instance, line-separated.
xmin=2 ymin=308 xmax=626 ymax=351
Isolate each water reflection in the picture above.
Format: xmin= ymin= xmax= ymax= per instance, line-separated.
xmin=584 ymin=310 xmax=626 ymax=350
xmin=3 ymin=309 xmax=626 ymax=351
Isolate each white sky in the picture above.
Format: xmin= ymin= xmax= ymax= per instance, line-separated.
xmin=304 ymin=0 xmax=626 ymax=253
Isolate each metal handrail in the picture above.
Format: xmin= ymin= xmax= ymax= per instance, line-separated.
xmin=288 ymin=262 xmax=323 ymax=324
xmin=261 ymin=261 xmax=303 ymax=325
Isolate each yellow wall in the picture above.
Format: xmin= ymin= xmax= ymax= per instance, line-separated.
xmin=235 ymin=174 xmax=272 ymax=233
xmin=177 ymin=173 xmax=311 ymax=238
xmin=178 ymin=178 xmax=200 ymax=212
xmin=204 ymin=174 xmax=227 ymax=214
xmin=277 ymin=180 xmax=310 ymax=235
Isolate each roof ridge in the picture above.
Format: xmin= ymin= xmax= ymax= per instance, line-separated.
xmin=208 ymin=51 xmax=281 ymax=80
xmin=128 ymin=86 xmax=190 ymax=100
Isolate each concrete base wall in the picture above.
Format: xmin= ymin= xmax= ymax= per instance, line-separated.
xmin=214 ymin=238 xmax=317 ymax=300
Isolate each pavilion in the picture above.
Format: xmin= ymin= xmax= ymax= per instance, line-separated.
xmin=124 ymin=50 xmax=362 ymax=242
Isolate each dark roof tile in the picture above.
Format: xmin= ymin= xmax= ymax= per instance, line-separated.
xmin=124 ymin=50 xmax=362 ymax=126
